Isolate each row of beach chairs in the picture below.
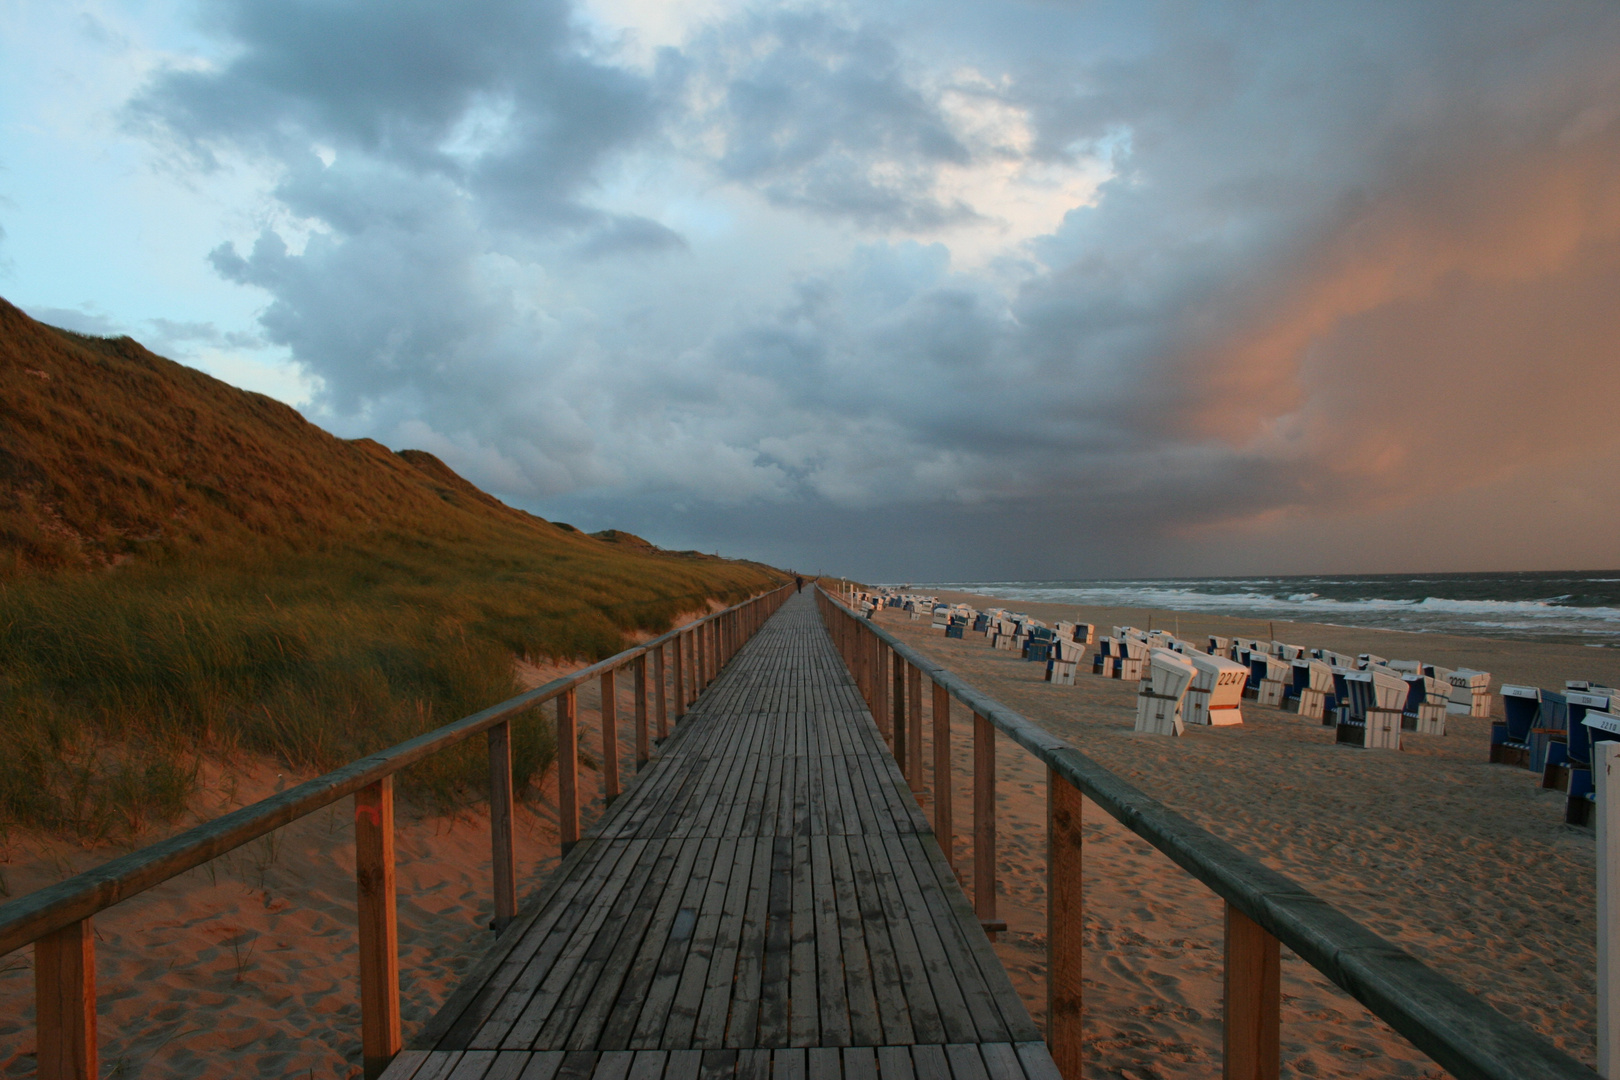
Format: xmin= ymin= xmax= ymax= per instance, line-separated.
xmin=1492 ymin=680 xmax=1620 ymax=824
xmin=859 ymin=591 xmax=1502 ymax=755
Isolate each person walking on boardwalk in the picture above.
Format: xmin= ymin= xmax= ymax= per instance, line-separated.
xmin=795 ymin=574 xmax=804 ymax=592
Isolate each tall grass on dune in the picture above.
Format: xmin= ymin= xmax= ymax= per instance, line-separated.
xmin=0 ymin=297 xmax=787 ymax=840
xmin=0 ymin=537 xmax=775 ymax=840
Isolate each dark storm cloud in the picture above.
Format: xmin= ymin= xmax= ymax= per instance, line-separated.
xmin=681 ymin=10 xmax=979 ymax=228
xmin=127 ymin=0 xmax=1620 ymax=576
xmin=131 ymin=0 xmax=657 ymax=227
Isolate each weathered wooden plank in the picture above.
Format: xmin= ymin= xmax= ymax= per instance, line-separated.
xmin=581 ymin=838 xmax=707 ymax=1049
xmin=484 ymin=1051 xmax=536 ymax=1080
xmin=358 ymin=777 xmax=403 ymax=1080
xmin=559 ymin=691 xmax=581 ymax=848
xmin=978 ymin=1044 xmax=1024 ymax=1080
xmin=1047 ymin=773 xmax=1083 ymax=1079
xmin=931 ymin=683 xmax=952 ymax=870
xmin=378 ymin=1049 xmax=432 ymax=1080
xmin=876 ymin=1047 xmax=914 ymax=1080
xmin=945 ymin=1044 xmax=991 ymax=1080
xmin=1013 ymin=1044 xmax=1061 ymax=1080
xmin=447 ymin=1050 xmax=500 ymax=1080
xmin=807 ymin=1046 xmax=841 ymax=1080
xmin=693 ymin=838 xmax=758 ymax=1045
xmin=726 ymin=836 xmax=777 ymax=1048
xmin=498 ymin=839 xmax=674 ymax=1049
xmin=972 ymin=715 xmax=995 ymax=934
xmin=35 ymin=916 xmax=96 ymax=1080
xmin=520 ymin=1050 xmax=567 ymax=1080
xmin=1224 ymin=903 xmax=1281 ymax=1080
xmin=844 ymin=1046 xmax=878 ymax=1080
xmin=844 ymin=834 xmax=921 ymax=1045
xmin=789 ymin=833 xmax=821 ymax=1046
xmin=468 ymin=840 xmax=652 ymax=1048
xmin=773 ymin=1048 xmax=806 ymax=1080
xmin=595 ymin=1050 xmax=635 ymax=1080
xmin=827 ymin=836 xmax=882 ymax=1045
xmin=490 ymin=723 xmax=518 ymax=933
xmin=636 ymin=657 xmax=651 ymax=770
xmin=909 ymin=1045 xmax=951 ymax=1080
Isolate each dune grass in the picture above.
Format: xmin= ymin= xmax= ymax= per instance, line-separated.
xmin=0 ymin=298 xmax=786 ymax=839
xmin=0 ymin=533 xmax=777 ymax=839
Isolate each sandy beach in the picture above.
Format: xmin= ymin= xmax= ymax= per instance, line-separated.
xmin=0 ymin=656 xmax=646 ymax=1079
xmin=869 ymin=589 xmax=1618 ymax=1077
xmin=1 ymin=592 xmax=1610 ymax=1077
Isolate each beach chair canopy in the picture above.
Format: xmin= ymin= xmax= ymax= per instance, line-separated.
xmin=1145 ymin=648 xmax=1197 ymax=700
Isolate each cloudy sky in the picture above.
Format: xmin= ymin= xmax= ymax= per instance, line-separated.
xmin=4 ymin=1 xmax=1619 ymax=580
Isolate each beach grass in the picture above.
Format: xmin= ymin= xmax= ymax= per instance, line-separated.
xmin=0 ymin=298 xmax=786 ymax=838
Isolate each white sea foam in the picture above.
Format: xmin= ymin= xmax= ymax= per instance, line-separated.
xmin=903 ymin=578 xmax=1620 ymax=642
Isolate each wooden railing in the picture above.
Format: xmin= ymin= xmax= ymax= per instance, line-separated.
xmin=815 ymin=586 xmax=1597 ymax=1080
xmin=0 ymin=583 xmax=794 ymax=1080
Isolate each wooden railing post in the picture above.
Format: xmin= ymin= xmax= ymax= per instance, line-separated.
xmin=1224 ymin=904 xmax=1281 ymax=1080
xmin=933 ymin=681 xmax=953 ymax=870
xmin=558 ymin=689 xmax=579 ymax=849
xmin=673 ymin=634 xmax=686 ymax=719
xmin=634 ymin=654 xmax=650 ymax=769
xmin=601 ymin=670 xmax=620 ymax=801
xmin=893 ymin=654 xmax=908 ymax=775
xmin=875 ymin=640 xmax=892 ymax=741
xmin=488 ymin=721 xmax=517 ymax=933
xmin=355 ymin=777 xmax=400 ymax=1080
xmin=695 ymin=622 xmax=708 ymax=693
xmin=36 ymin=918 xmax=96 ymax=1080
xmin=907 ymin=663 xmax=923 ymax=796
xmin=974 ymin=711 xmax=997 ymax=936
xmin=1048 ymin=770 xmax=1084 ymax=1078
xmin=654 ymin=644 xmax=669 ymax=739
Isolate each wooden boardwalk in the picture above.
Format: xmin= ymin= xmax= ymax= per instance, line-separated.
xmin=384 ymin=590 xmax=1056 ymax=1080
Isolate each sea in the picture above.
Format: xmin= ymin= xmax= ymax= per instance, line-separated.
xmin=907 ymin=571 xmax=1620 ymax=647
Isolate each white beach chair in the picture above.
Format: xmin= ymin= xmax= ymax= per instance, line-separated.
xmin=1186 ymin=654 xmax=1248 ymax=726
xmin=1136 ymin=649 xmax=1197 ymax=736
xmin=1447 ymin=669 xmax=1492 ymax=717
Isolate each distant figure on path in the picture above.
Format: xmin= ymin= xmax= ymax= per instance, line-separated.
xmin=796 ymin=575 xmax=805 ymax=592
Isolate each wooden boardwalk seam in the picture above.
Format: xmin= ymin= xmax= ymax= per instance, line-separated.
xmin=388 ymin=591 xmax=1056 ymax=1080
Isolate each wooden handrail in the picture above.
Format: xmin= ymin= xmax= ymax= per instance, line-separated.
xmin=0 ymin=580 xmax=793 ymax=1080
xmin=816 ymin=586 xmax=1598 ymax=1080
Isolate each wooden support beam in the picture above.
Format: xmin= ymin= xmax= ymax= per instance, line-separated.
xmin=653 ymin=644 xmax=669 ymax=740
xmin=907 ymin=663 xmax=924 ymax=796
xmin=672 ymin=634 xmax=686 ymax=719
xmin=933 ymin=681 xmax=953 ymax=870
xmin=601 ymin=670 xmax=620 ymax=801
xmin=634 ymin=654 xmax=650 ymax=768
xmin=488 ymin=722 xmax=516 ymax=933
xmin=1048 ymin=770 xmax=1083 ymax=1079
xmin=558 ymin=689 xmax=579 ymax=849
xmin=875 ymin=640 xmax=892 ymax=741
xmin=696 ymin=621 xmax=708 ymax=693
xmin=973 ymin=711 xmax=997 ymax=937
xmin=355 ymin=778 xmax=400 ymax=1080
xmin=35 ymin=918 xmax=96 ymax=1080
xmin=1224 ymin=903 xmax=1281 ymax=1080
xmin=893 ymin=655 xmax=908 ymax=775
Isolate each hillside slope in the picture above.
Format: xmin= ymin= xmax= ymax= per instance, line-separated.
xmin=2 ymin=297 xmax=656 ymax=571
xmin=0 ymin=297 xmax=785 ymax=835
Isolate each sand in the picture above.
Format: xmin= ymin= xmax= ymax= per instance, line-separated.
xmin=870 ymin=590 xmax=1617 ymax=1078
xmin=2 ymin=594 xmax=1608 ymax=1077
xmin=0 ymin=656 xmax=647 ymax=1078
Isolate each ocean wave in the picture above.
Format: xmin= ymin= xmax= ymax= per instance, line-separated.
xmin=906 ymin=577 xmax=1620 ymax=642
